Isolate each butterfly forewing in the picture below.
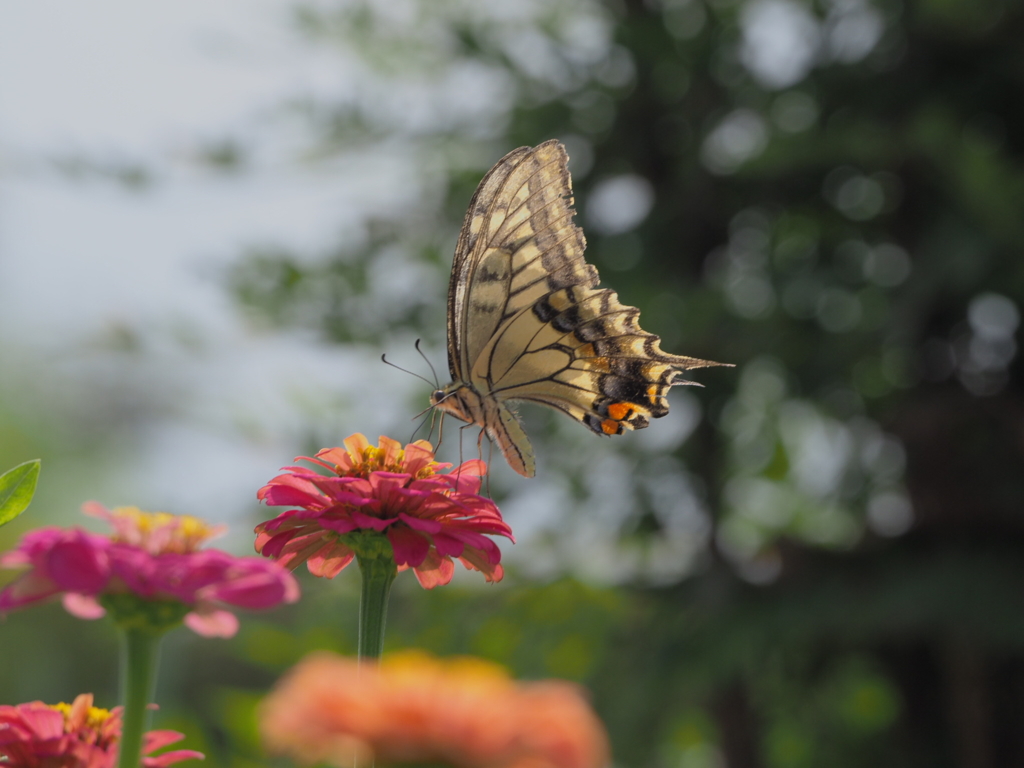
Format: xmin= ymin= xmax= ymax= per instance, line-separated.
xmin=450 ymin=141 xmax=592 ymax=379
xmin=435 ymin=139 xmax=728 ymax=477
xmin=447 ymin=145 xmax=533 ymax=381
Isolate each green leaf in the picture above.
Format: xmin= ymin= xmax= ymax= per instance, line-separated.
xmin=0 ymin=459 xmax=41 ymax=527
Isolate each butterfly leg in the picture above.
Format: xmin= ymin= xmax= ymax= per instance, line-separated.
xmin=485 ymin=438 xmax=494 ymax=497
xmin=474 ymin=428 xmax=490 ymax=497
xmin=454 ymin=422 xmax=475 ymax=485
xmin=426 ymin=408 xmax=441 ymax=447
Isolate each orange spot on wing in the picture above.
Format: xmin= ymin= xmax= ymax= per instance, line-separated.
xmin=647 ymin=385 xmax=659 ymax=404
xmin=601 ymin=419 xmax=621 ymax=435
xmin=607 ymin=402 xmax=632 ymax=421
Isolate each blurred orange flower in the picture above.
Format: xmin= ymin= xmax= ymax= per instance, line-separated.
xmin=259 ymin=651 xmax=609 ymax=768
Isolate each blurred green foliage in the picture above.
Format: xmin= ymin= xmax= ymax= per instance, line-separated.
xmin=3 ymin=0 xmax=1024 ymax=767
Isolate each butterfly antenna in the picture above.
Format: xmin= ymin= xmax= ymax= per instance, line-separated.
xmin=414 ymin=338 xmax=441 ymax=389
xmin=381 ymin=353 xmax=437 ymax=388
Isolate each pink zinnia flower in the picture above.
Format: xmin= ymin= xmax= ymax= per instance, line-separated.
xmin=255 ymin=434 xmax=513 ymax=588
xmin=260 ymin=651 xmax=610 ymax=768
xmin=0 ymin=504 xmax=300 ymax=637
xmin=0 ymin=693 xmax=203 ymax=768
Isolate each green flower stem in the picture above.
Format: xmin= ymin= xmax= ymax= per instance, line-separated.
xmin=117 ymin=627 xmax=163 ymax=768
xmin=356 ymin=550 xmax=398 ymax=662
xmin=350 ymin=536 xmax=398 ymax=768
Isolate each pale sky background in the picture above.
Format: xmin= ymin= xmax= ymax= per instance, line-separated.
xmin=0 ymin=1 xmax=434 ymax=550
xmin=0 ymin=0 xmax=879 ymax=580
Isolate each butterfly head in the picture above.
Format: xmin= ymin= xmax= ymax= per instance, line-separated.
xmin=429 ymin=383 xmax=477 ymax=426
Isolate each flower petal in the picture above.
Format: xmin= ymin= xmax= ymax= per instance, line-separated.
xmin=396 ymin=512 xmax=443 ymax=535
xmin=306 ymin=541 xmax=356 ymax=578
xmin=143 ymin=731 xmax=186 ymax=753
xmin=0 ymin=571 xmax=63 ymax=611
xmin=46 ymin=533 xmax=110 ymax=593
xmin=184 ymin=607 xmax=239 ymax=638
xmin=341 ymin=434 xmax=373 ymax=466
xmin=412 ymin=551 xmax=455 ymax=589
xmin=349 ymin=510 xmax=394 ymax=531
xmin=199 ymin=563 xmax=300 ymax=609
xmin=62 ymin=592 xmax=107 ymax=619
xmin=386 ymin=527 xmax=430 ymax=568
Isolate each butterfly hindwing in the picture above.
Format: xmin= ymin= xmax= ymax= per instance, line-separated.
xmin=432 ymin=140 xmax=727 ymax=477
xmin=480 ymin=284 xmax=712 ymax=437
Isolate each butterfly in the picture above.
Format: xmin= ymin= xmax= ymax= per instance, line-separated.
xmin=429 ymin=139 xmax=727 ymax=477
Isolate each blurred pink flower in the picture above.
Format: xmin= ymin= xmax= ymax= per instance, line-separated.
xmin=0 ymin=504 xmax=299 ymax=637
xmin=0 ymin=693 xmax=203 ymax=768
xmin=260 ymin=651 xmax=609 ymax=768
xmin=255 ymin=434 xmax=513 ymax=588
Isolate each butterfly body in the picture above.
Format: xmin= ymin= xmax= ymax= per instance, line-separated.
xmin=431 ymin=139 xmax=726 ymax=478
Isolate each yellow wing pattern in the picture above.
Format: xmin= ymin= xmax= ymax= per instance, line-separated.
xmin=431 ymin=140 xmax=727 ymax=477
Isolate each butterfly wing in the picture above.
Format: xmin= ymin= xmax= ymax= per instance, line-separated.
xmin=442 ymin=140 xmax=726 ymax=477
xmin=446 ymin=141 xmax=585 ymax=382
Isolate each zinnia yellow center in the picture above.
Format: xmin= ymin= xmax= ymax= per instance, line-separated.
xmin=350 ymin=446 xmax=438 ymax=480
xmin=111 ymin=506 xmax=219 ymax=551
xmin=51 ymin=701 xmax=113 ymax=730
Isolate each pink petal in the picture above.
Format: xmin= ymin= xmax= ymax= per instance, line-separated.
xmin=275 ymin=534 xmax=335 ymax=570
xmin=257 ymin=530 xmax=301 ymax=559
xmin=143 ymin=731 xmax=185 ymax=752
xmin=0 ymin=571 xmax=63 ymax=611
xmin=313 ymin=515 xmax=360 ymax=535
xmin=106 ymin=547 xmax=162 ymax=597
xmin=412 ymin=552 xmax=455 ymax=589
xmin=349 ymin=510 xmax=393 ymax=531
xmin=386 ymin=527 xmax=429 ymax=567
xmin=62 ymin=593 xmax=106 ymax=619
xmin=397 ymin=513 xmax=443 ymax=535
xmin=45 ymin=537 xmax=110 ymax=594
xmin=306 ymin=542 xmax=355 ymax=578
xmin=201 ymin=566 xmax=299 ymax=609
xmin=458 ymin=549 xmax=504 ymax=581
xmin=81 ymin=500 xmax=115 ymax=523
xmin=468 ymin=560 xmax=504 ymax=583
xmin=426 ymin=531 xmax=465 ymax=558
xmin=258 ymin=482 xmax=327 ymax=509
xmin=300 ymin=452 xmax=343 ymax=474
xmin=2 ymin=706 xmax=65 ymax=740
xmin=0 ymin=548 xmax=31 ymax=567
xmin=184 ymin=607 xmax=239 ymax=638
